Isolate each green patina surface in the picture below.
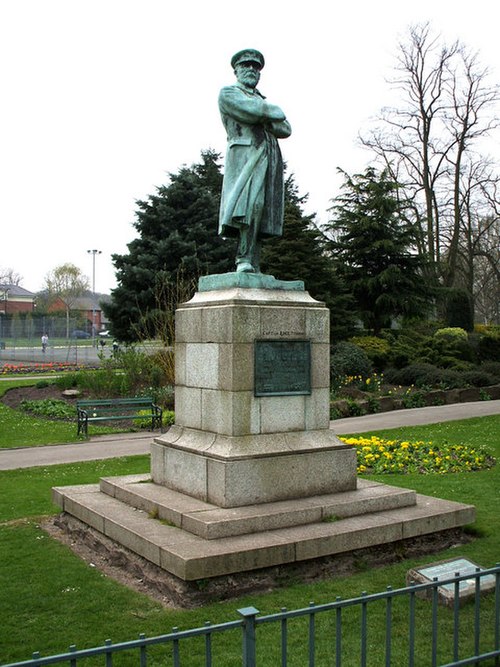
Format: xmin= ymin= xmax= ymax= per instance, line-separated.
xmin=198 ymin=272 xmax=304 ymax=292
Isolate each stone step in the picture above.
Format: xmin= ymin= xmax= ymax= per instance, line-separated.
xmin=52 ymin=483 xmax=475 ymax=581
xmin=98 ymin=474 xmax=417 ymax=539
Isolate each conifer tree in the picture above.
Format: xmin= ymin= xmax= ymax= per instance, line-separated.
xmin=262 ymin=175 xmax=356 ymax=341
xmin=104 ymin=151 xmax=235 ymax=341
xmin=326 ymin=167 xmax=431 ymax=334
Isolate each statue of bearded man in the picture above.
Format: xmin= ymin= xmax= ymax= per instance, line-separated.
xmin=218 ymin=49 xmax=292 ymax=274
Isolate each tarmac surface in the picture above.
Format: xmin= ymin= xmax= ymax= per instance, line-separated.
xmin=0 ymin=400 xmax=498 ymax=471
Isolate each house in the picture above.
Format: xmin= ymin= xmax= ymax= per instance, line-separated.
xmin=0 ymin=284 xmax=36 ymax=314
xmin=70 ymin=295 xmax=108 ymax=333
xmin=46 ymin=293 xmax=110 ymax=334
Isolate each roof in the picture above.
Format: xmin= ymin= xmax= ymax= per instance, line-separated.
xmin=70 ymin=296 xmax=102 ymax=310
xmin=0 ymin=284 xmax=36 ymax=298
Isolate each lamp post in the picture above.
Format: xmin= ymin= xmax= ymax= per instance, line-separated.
xmin=87 ymin=249 xmax=101 ymax=346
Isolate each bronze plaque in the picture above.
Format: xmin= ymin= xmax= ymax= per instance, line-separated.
xmin=254 ymin=340 xmax=311 ymax=396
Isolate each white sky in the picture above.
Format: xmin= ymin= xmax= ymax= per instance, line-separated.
xmin=2 ymin=0 xmax=500 ymax=294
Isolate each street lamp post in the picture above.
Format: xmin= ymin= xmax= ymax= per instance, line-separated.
xmin=87 ymin=249 xmax=101 ymax=346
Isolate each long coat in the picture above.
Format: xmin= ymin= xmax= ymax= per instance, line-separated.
xmin=218 ymin=84 xmax=291 ymax=239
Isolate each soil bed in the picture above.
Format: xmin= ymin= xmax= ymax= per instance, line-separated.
xmin=1 ymin=384 xmax=83 ymax=409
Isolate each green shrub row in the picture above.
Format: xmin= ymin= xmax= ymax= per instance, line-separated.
xmin=331 ymin=325 xmax=500 ymax=390
xmin=54 ymin=347 xmax=174 ymax=408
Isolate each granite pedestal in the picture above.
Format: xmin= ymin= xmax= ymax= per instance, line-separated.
xmin=151 ymin=285 xmax=357 ymax=507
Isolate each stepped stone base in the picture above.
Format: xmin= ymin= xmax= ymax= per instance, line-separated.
xmin=47 ymin=514 xmax=470 ymax=608
xmin=52 ymin=475 xmax=475 ymax=582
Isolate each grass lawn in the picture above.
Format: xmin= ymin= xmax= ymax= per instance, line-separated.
xmin=0 ymin=379 xmax=128 ymax=448
xmin=0 ymin=415 xmax=499 ymax=665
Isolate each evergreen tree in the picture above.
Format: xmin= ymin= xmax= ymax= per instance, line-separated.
xmin=262 ymin=175 xmax=356 ymax=341
xmin=104 ymin=151 xmax=236 ymax=341
xmin=326 ymin=167 xmax=431 ymax=334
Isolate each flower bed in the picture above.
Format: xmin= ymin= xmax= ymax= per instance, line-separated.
xmin=331 ymin=383 xmax=500 ymax=419
xmin=340 ymin=435 xmax=496 ymax=475
xmin=0 ymin=362 xmax=84 ymax=375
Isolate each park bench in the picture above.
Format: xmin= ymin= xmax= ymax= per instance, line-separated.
xmin=76 ymin=397 xmax=163 ymax=437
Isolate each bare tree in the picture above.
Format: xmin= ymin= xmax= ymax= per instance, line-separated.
xmin=0 ymin=268 xmax=23 ymax=286
xmin=361 ymin=23 xmax=500 ymax=299
xmin=453 ymin=158 xmax=499 ymax=304
xmin=467 ymin=213 xmax=500 ymax=324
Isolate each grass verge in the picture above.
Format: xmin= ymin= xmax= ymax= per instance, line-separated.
xmin=0 ymin=379 xmax=127 ymax=448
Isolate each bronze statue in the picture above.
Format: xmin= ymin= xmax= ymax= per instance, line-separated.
xmin=218 ymin=49 xmax=291 ymax=273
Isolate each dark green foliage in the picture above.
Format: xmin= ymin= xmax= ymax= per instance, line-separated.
xmin=387 ymin=338 xmax=419 ymax=369
xmin=261 ymin=176 xmax=357 ymax=341
xmin=383 ymin=363 xmax=496 ymax=389
xmin=401 ymin=391 xmax=427 ymax=409
xmin=480 ymin=361 xmax=500 ymax=380
xmin=20 ymin=399 xmax=74 ymax=420
xmin=54 ymin=373 xmax=79 ymax=390
xmin=103 ymin=151 xmax=236 ymax=342
xmin=384 ymin=364 xmax=459 ymax=388
xmin=330 ymin=341 xmax=373 ymax=384
xmin=477 ymin=332 xmax=500 ymax=362
xmin=421 ymin=334 xmax=476 ymax=366
xmin=460 ymin=369 xmax=499 ymax=387
xmin=443 ymin=288 xmax=474 ymax=332
xmin=54 ymin=349 xmax=172 ymax=406
xmin=326 ymin=167 xmax=432 ymax=334
xmin=349 ymin=336 xmax=391 ymax=371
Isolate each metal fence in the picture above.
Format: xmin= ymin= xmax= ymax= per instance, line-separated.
xmin=3 ymin=565 xmax=499 ymax=667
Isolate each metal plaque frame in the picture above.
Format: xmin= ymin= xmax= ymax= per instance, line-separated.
xmin=254 ymin=339 xmax=311 ymax=397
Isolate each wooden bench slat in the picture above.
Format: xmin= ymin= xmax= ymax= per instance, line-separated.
xmin=76 ymin=397 xmax=163 ymax=437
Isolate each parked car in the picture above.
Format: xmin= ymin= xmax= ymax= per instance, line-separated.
xmin=71 ymin=330 xmax=91 ymax=339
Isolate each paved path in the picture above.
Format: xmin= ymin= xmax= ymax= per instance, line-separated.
xmin=0 ymin=400 xmax=498 ymax=471
xmin=330 ymin=399 xmax=500 ymax=433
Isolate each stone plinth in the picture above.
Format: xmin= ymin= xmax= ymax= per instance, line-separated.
xmin=151 ymin=287 xmax=357 ymax=507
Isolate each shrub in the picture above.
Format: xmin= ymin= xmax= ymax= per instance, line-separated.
xmin=434 ymin=327 xmax=468 ymax=341
xmin=387 ymin=339 xmax=418 ymax=369
xmin=384 ymin=363 xmax=466 ymax=390
xmin=345 ymin=398 xmax=366 ymax=417
xmin=135 ymin=385 xmax=174 ymax=409
xmin=53 ymin=346 xmax=171 ymax=399
xmin=460 ymin=369 xmax=499 ymax=388
xmin=150 ymin=349 xmax=175 ymax=386
xmin=479 ymin=361 xmax=500 ymax=382
xmin=474 ymin=323 xmax=500 ymax=335
xmin=384 ymin=363 xmax=439 ymax=387
xmin=477 ymin=332 xmax=500 ymax=362
xmin=420 ymin=334 xmax=475 ymax=366
xmin=55 ymin=373 xmax=79 ymax=390
xmin=349 ymin=336 xmax=391 ymax=371
xmin=163 ymin=410 xmax=175 ymax=426
xmin=74 ymin=368 xmax=128 ymax=397
xmin=401 ymin=390 xmax=427 ymax=409
xmin=443 ymin=288 xmax=474 ymax=331
xmin=330 ymin=342 xmax=373 ymax=388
